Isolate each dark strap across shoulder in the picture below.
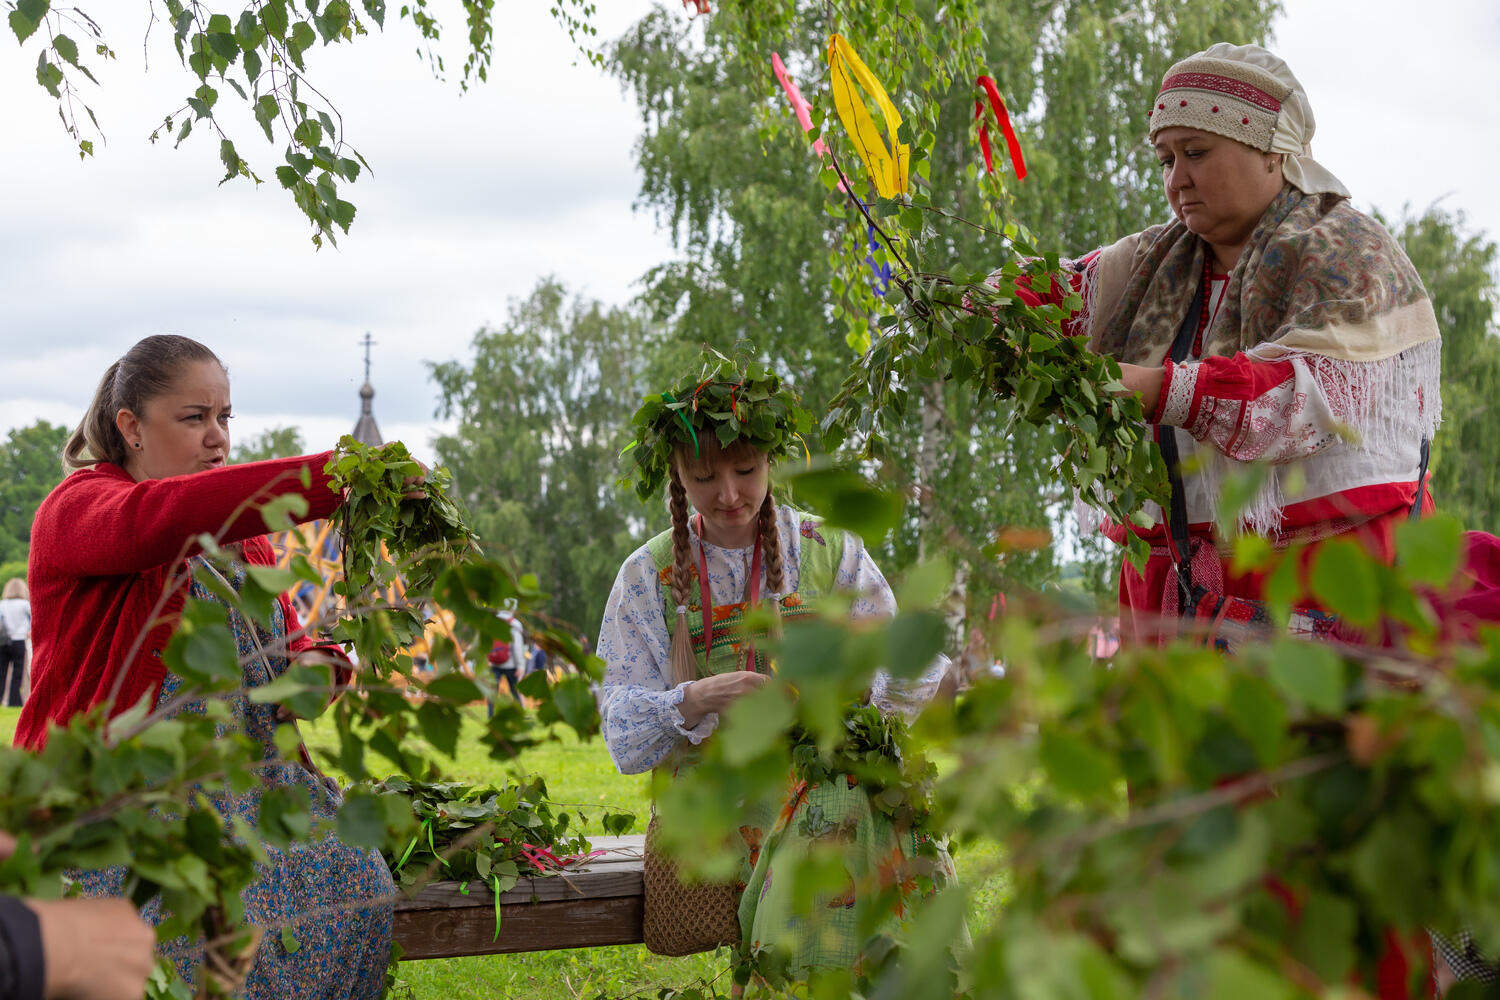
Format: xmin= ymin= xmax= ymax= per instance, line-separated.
xmin=1410 ymin=437 xmax=1430 ymax=521
xmin=1158 ymin=269 xmax=1206 ymax=617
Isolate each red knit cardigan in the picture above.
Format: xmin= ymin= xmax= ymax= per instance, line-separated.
xmin=15 ymin=453 xmax=345 ymax=750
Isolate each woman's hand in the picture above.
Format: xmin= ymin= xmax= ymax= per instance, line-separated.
xmin=0 ymin=832 xmax=157 ymax=1000
xmin=1117 ymin=363 xmax=1165 ymax=418
xmin=402 ymin=460 xmax=429 ymax=499
xmin=30 ymin=897 xmax=157 ymax=1000
xmin=678 ymin=670 xmax=770 ymax=729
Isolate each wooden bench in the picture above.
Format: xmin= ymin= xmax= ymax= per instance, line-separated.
xmin=392 ymin=835 xmax=646 ymax=959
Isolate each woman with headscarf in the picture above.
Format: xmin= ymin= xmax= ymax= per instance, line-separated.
xmin=1018 ymin=43 xmax=1440 ymax=647
xmin=1016 ymin=43 xmax=1468 ymax=993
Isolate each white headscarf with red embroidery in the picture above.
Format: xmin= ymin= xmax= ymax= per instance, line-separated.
xmin=1147 ymin=42 xmax=1348 ymax=199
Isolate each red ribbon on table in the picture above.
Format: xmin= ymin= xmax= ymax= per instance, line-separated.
xmin=974 ymin=75 xmax=1027 ymax=180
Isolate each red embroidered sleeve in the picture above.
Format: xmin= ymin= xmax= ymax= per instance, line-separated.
xmin=1160 ymin=352 xmax=1350 ymax=463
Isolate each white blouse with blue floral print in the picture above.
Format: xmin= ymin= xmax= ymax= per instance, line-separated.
xmin=597 ymin=504 xmax=946 ymax=775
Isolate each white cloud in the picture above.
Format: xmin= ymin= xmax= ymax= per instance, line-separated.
xmin=0 ymin=0 xmax=674 ymax=445
xmin=1272 ymin=0 xmax=1500 ymax=231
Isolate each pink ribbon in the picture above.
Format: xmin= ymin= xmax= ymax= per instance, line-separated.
xmin=773 ymin=52 xmax=845 ymax=192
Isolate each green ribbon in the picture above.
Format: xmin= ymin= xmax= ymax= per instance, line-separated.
xmin=428 ymin=819 xmax=450 ymax=870
xmin=489 ymin=874 xmax=503 ymax=942
xmin=660 ymin=391 xmax=700 ymax=458
xmin=395 ymin=819 xmax=426 ymax=872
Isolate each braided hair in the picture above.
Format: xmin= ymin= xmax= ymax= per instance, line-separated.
xmin=666 ymin=437 xmax=783 ymax=684
xmin=666 ymin=466 xmax=698 ymax=688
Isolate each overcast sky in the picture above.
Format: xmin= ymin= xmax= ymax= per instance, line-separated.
xmin=2 ymin=1 xmax=1497 ymax=462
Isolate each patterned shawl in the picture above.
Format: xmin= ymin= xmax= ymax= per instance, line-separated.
xmin=1090 ymin=185 xmax=1437 ymax=366
xmin=1080 ymin=184 xmax=1442 ymax=535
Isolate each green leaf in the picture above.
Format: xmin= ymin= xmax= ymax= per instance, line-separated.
xmin=206 ymin=25 xmax=239 ymax=62
xmin=1039 ymin=726 xmax=1119 ymax=802
xmin=17 ymin=0 xmax=48 ymax=26
xmin=1265 ymin=638 xmax=1344 ymax=715
xmin=35 ymin=53 xmax=63 ymax=98
xmin=280 ymin=927 xmax=300 ymax=954
xmin=254 ymin=94 xmax=278 ymax=142
xmin=247 ymin=663 xmax=332 ymax=720
xmin=164 ymin=600 xmax=240 ymax=687
xmin=785 ymin=466 xmax=904 ymax=548
xmin=261 ymin=0 xmax=289 ymax=39
xmin=1214 ymin=463 xmax=1269 ymax=534
xmin=716 ymin=683 xmax=794 ymax=767
xmin=244 ymin=564 xmax=299 ymax=594
xmin=1291 ymin=890 xmax=1357 ymax=983
xmin=897 ymin=556 xmax=951 ymax=608
xmin=1349 ymin=811 xmax=1430 ymax=925
xmin=1224 ymin=673 xmax=1286 ymax=765
xmin=260 ymin=492 xmax=309 ymax=532
xmin=1396 ymin=512 xmax=1464 ymax=587
xmin=292 ymin=119 xmax=323 ymax=148
xmin=52 ymin=32 xmax=78 ymax=66
xmin=336 ymin=790 xmax=387 ymax=849
xmin=1201 ymin=949 xmax=1295 ymax=1000
xmin=550 ymin=674 xmax=598 ymax=732
xmin=9 ymin=9 xmax=40 ymax=44
xmin=1309 ymin=538 xmax=1380 ymax=626
xmin=415 ymin=702 xmax=460 ymax=757
xmin=423 ymin=672 xmax=483 ymax=705
xmin=885 ymin=611 xmax=946 ymax=679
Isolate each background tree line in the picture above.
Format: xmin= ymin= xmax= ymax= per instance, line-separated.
xmin=1 ymin=0 xmax=1496 ymax=640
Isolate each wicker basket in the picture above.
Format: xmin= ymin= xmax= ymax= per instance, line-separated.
xmin=642 ymin=815 xmax=741 ymax=956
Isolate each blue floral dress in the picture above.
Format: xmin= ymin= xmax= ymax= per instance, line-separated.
xmin=73 ymin=556 xmax=394 ymax=999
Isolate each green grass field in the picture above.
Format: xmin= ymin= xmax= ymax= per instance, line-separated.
xmin=0 ymin=706 xmax=1005 ymax=999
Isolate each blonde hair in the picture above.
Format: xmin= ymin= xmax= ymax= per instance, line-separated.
xmin=2 ymin=578 xmax=27 ymax=601
xmin=666 ymin=438 xmax=784 ymax=687
xmin=64 ymin=335 xmax=225 ymax=473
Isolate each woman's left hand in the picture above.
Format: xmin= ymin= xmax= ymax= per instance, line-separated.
xmin=1116 ymin=363 xmax=1164 ymax=417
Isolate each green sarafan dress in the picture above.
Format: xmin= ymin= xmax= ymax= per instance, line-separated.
xmin=644 ymin=510 xmax=962 ymax=979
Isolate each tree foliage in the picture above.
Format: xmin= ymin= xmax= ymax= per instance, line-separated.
xmin=229 ymin=424 xmax=306 ymax=465
xmin=1391 ymin=206 xmax=1500 ymax=532
xmin=429 ymin=278 xmax=657 ymax=634
xmin=0 ymin=419 xmax=68 ymax=569
xmin=7 ymin=0 xmax=601 ymax=245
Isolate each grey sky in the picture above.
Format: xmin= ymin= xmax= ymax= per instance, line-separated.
xmin=1 ymin=1 xmax=1496 ymax=461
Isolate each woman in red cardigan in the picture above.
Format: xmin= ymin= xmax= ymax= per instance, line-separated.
xmin=18 ymin=335 xmax=395 ymax=999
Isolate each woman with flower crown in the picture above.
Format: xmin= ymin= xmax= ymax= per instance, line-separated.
xmin=596 ymin=349 xmax=959 ymax=979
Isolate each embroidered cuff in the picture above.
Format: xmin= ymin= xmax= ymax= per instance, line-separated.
xmin=666 ymin=681 xmax=718 ymax=743
xmin=1157 ymin=360 xmax=1199 ymax=427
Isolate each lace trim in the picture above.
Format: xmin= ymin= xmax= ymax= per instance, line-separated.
xmin=1159 ymin=361 xmax=1198 ymax=426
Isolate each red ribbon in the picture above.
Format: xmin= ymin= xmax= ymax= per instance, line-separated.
xmin=974 ymin=76 xmax=1027 ymax=180
xmin=696 ymin=513 xmax=762 ymax=671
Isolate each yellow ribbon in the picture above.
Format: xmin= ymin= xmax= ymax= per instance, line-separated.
xmin=827 ymin=33 xmax=909 ymax=199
